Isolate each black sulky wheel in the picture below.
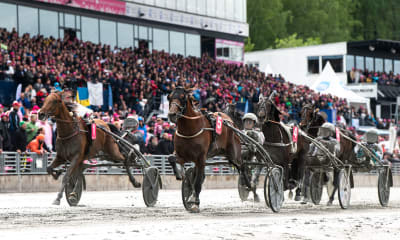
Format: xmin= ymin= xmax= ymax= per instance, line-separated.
xmin=378 ymin=168 xmax=391 ymax=207
xmin=65 ymin=173 xmax=85 ymax=207
xmin=142 ymin=167 xmax=160 ymax=207
xmin=338 ymin=168 xmax=351 ymax=209
xmin=310 ymin=172 xmax=323 ymax=205
xmin=182 ymin=167 xmax=195 ymax=211
xmin=238 ymin=167 xmax=252 ymax=201
xmin=264 ymin=167 xmax=284 ymax=213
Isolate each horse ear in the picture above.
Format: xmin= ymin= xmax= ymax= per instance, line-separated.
xmin=258 ymin=94 xmax=264 ymax=102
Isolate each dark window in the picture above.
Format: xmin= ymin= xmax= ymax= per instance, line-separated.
xmin=322 ymin=55 xmax=343 ymax=72
xmin=308 ymin=56 xmax=319 ymax=74
xmin=217 ymin=48 xmax=223 ymax=57
xmin=223 ymin=47 xmax=229 ymax=57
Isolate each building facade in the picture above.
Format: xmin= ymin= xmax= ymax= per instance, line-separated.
xmin=0 ymin=0 xmax=248 ymax=63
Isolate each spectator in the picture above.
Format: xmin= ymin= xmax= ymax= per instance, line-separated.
xmin=35 ymin=119 xmax=53 ymax=151
xmin=0 ymin=112 xmax=11 ymax=151
xmin=26 ymin=111 xmax=38 ymax=142
xmin=8 ymin=101 xmax=20 ymax=148
xmin=14 ymin=121 xmax=27 ymax=153
xmin=144 ymin=136 xmax=160 ymax=155
xmin=26 ymin=134 xmax=46 ymax=155
xmin=137 ymin=117 xmax=147 ymax=142
xmin=156 ymin=133 xmax=174 ymax=155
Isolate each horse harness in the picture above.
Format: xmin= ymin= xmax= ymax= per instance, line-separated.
xmin=263 ymin=120 xmax=297 ymax=153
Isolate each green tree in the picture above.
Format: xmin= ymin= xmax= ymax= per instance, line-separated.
xmin=274 ymin=33 xmax=321 ymax=49
xmin=247 ymin=0 xmax=291 ymax=50
xmin=244 ymin=37 xmax=255 ymax=52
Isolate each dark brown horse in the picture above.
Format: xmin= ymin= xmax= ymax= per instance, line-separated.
xmin=168 ymin=87 xmax=242 ymax=213
xmin=299 ymin=103 xmax=356 ymax=205
xmin=257 ymin=94 xmax=310 ymax=200
xmin=39 ymin=91 xmax=140 ymax=205
xmin=224 ymin=103 xmax=244 ymax=130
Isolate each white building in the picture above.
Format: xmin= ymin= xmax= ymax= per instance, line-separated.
xmin=245 ymin=42 xmax=347 ymax=86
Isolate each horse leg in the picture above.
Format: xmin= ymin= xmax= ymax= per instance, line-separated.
xmin=188 ymin=160 xmax=205 ymax=213
xmin=47 ymin=155 xmax=65 ymax=180
xmin=64 ymin=155 xmax=83 ymax=204
xmin=251 ymin=165 xmax=261 ymax=202
xmin=168 ymin=155 xmax=183 ymax=180
xmin=301 ymin=168 xmax=311 ymax=204
xmin=295 ymin=153 xmax=307 ymax=201
xmin=124 ymin=160 xmax=141 ymax=188
xmin=327 ymin=169 xmax=339 ymax=206
xmin=52 ymin=173 xmax=67 ymax=205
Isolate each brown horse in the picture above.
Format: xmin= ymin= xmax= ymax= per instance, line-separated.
xmin=299 ymin=103 xmax=356 ymax=205
xmin=39 ymin=91 xmax=140 ymax=205
xmin=257 ymin=94 xmax=309 ymax=200
xmin=168 ymin=87 xmax=242 ymax=213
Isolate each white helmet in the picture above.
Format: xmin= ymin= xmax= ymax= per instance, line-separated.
xmin=318 ymin=122 xmax=335 ymax=138
xmin=243 ymin=113 xmax=258 ymax=123
xmin=365 ymin=128 xmax=378 ymax=143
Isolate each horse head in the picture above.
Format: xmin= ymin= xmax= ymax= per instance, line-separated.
xmin=257 ymin=92 xmax=281 ymax=123
xmin=167 ymin=87 xmax=194 ymax=123
xmin=38 ymin=91 xmax=68 ymax=121
xmin=299 ymin=103 xmax=315 ymax=128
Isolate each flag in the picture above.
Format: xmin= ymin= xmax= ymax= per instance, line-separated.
xmin=87 ymin=82 xmax=103 ymax=106
xmin=108 ymin=85 xmax=113 ymax=110
xmin=244 ymin=100 xmax=249 ymax=114
xmin=76 ymin=87 xmax=90 ymax=106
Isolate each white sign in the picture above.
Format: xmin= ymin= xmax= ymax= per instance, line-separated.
xmin=346 ymin=83 xmax=377 ymax=99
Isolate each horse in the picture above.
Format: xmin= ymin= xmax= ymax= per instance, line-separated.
xmin=299 ymin=103 xmax=357 ymax=205
xmin=38 ymin=91 xmax=141 ymax=205
xmin=224 ymin=103 xmax=244 ymax=130
xmin=168 ymin=87 xmax=242 ymax=213
xmin=257 ymin=93 xmax=310 ymax=200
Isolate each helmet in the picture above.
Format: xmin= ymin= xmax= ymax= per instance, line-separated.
xmin=365 ymin=128 xmax=378 ymax=143
xmin=242 ymin=113 xmax=258 ymax=123
xmin=123 ymin=116 xmax=138 ymax=130
xmin=318 ymin=122 xmax=335 ymax=138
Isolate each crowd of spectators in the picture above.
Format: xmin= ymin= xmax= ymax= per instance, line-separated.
xmin=0 ymin=27 xmax=397 ymax=155
xmin=347 ymin=68 xmax=400 ymax=85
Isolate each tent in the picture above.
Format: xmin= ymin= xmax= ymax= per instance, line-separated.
xmin=311 ymin=62 xmax=370 ymax=109
xmin=264 ymin=64 xmax=275 ymax=75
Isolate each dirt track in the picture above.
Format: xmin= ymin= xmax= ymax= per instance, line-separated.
xmin=1 ymin=187 xmax=400 ymax=239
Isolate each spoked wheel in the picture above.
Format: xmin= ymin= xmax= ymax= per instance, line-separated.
xmin=142 ymin=167 xmax=160 ymax=207
xmin=378 ymin=168 xmax=391 ymax=207
xmin=182 ymin=167 xmax=195 ymax=211
xmin=65 ymin=173 xmax=85 ymax=207
xmin=310 ymin=172 xmax=323 ymax=205
xmin=338 ymin=168 xmax=351 ymax=209
xmin=238 ymin=167 xmax=252 ymax=201
xmin=264 ymin=167 xmax=284 ymax=212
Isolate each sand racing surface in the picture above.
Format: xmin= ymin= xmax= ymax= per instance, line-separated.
xmin=1 ymin=187 xmax=400 ymax=240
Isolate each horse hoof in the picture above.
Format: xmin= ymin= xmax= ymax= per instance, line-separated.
xmin=294 ymin=195 xmax=301 ymax=201
xmin=254 ymin=194 xmax=260 ymax=203
xmin=52 ymin=199 xmax=60 ymax=205
xmin=133 ymin=182 xmax=141 ymax=188
xmin=189 ymin=204 xmax=200 ymax=213
xmin=301 ymin=198 xmax=310 ymax=204
xmin=327 ymin=200 xmax=333 ymax=206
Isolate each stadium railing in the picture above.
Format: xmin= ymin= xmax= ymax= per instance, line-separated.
xmin=0 ymin=152 xmax=237 ymax=175
xmin=0 ymin=152 xmax=398 ymax=176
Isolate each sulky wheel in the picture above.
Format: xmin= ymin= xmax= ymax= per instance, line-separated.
xmin=181 ymin=167 xmax=195 ymax=211
xmin=65 ymin=173 xmax=85 ymax=207
xmin=142 ymin=167 xmax=160 ymax=207
xmin=264 ymin=167 xmax=284 ymax=213
xmin=310 ymin=172 xmax=323 ymax=205
xmin=378 ymin=168 xmax=391 ymax=207
xmin=238 ymin=167 xmax=252 ymax=201
xmin=338 ymin=168 xmax=351 ymax=209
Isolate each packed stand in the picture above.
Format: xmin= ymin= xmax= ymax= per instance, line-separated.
xmin=347 ymin=68 xmax=400 ymax=85
xmin=0 ymin=27 xmax=392 ymax=155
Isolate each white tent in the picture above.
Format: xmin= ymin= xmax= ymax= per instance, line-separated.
xmin=311 ymin=62 xmax=370 ymax=108
xmin=264 ymin=64 xmax=275 ymax=75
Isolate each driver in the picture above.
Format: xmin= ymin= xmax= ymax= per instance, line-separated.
xmin=241 ymin=113 xmax=265 ymax=202
xmin=355 ymin=128 xmax=383 ymax=164
xmin=304 ymin=122 xmax=340 ymax=204
xmin=122 ymin=116 xmax=145 ymax=153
